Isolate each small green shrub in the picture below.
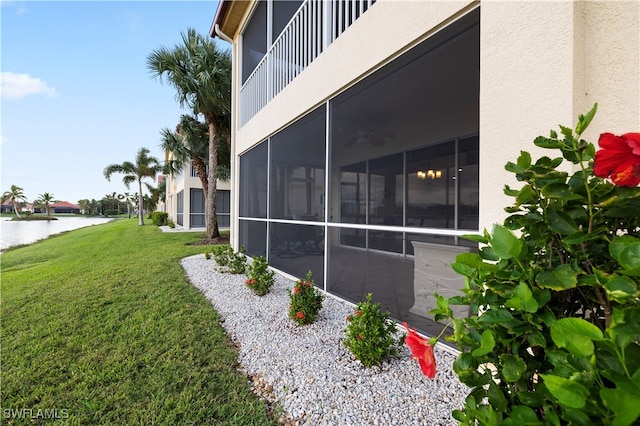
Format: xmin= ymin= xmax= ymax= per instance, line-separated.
xmin=288 ymin=271 xmax=324 ymax=325
xmin=167 ymin=220 xmax=175 ymax=228
xmin=204 ymin=248 xmax=212 ymax=260
xmin=343 ymin=293 xmax=403 ymax=367
xmin=212 ymin=245 xmax=233 ymax=267
xmin=150 ymin=211 xmax=168 ymax=226
xmin=227 ymin=246 xmax=246 ymax=274
xmin=245 ymin=256 xmax=275 ymax=296
xmin=212 ymin=245 xmax=246 ymax=274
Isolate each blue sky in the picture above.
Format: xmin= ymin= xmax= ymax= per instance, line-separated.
xmin=1 ymin=0 xmax=225 ymax=204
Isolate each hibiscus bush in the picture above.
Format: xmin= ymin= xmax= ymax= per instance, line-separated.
xmin=431 ymin=105 xmax=640 ymax=425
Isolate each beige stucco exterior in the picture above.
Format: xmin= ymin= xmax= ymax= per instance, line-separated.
xmin=164 ymin=160 xmax=231 ymax=230
xmin=218 ymin=0 xmax=639 ymax=247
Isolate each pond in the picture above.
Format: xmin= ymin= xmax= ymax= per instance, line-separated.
xmin=0 ymin=216 xmax=114 ymax=251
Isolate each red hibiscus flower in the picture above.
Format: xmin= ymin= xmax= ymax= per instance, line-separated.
xmin=293 ymin=287 xmax=300 ymax=294
xmin=296 ymin=311 xmax=305 ymax=320
xmin=403 ymin=322 xmax=436 ymax=379
xmin=594 ymin=132 xmax=640 ymax=187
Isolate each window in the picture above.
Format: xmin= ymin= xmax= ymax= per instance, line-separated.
xmin=190 ymin=189 xmax=205 ymax=228
xmin=176 ymin=190 xmax=184 ymax=226
xmin=217 ymin=190 xmax=231 ymax=228
xmin=239 ymin=142 xmax=268 ymax=218
xmin=269 ymin=105 xmax=325 ymax=221
xmin=242 ymin=0 xmax=267 ymax=84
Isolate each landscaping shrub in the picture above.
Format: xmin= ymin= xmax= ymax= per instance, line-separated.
xmin=431 ymin=104 xmax=640 ymax=425
xmin=245 ymin=256 xmax=275 ymax=296
xmin=343 ymin=293 xmax=403 ymax=367
xmin=212 ymin=245 xmax=246 ymax=274
xmin=288 ymin=271 xmax=324 ymax=325
xmin=150 ymin=211 xmax=168 ymax=226
xmin=211 ymin=245 xmax=232 ymax=267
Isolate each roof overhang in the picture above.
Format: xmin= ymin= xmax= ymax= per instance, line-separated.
xmin=209 ymin=0 xmax=252 ymax=40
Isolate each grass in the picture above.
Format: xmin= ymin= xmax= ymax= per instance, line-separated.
xmin=1 ymin=219 xmax=277 ymax=425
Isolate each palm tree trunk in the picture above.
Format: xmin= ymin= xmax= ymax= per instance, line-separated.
xmin=13 ymin=201 xmax=21 ymax=218
xmin=138 ymin=181 xmax=144 ymax=225
xmin=206 ymin=119 xmax=220 ymax=240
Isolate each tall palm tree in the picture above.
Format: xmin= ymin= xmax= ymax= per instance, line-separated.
xmin=103 ymin=147 xmax=162 ymax=225
xmin=147 ymin=28 xmax=231 ymax=240
xmin=34 ymin=192 xmax=57 ymax=220
xmin=2 ymin=184 xmax=27 ymax=217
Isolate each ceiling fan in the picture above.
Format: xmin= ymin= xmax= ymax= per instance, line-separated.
xmin=344 ymin=128 xmax=397 ymax=148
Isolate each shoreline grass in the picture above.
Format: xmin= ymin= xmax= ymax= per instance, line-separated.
xmin=1 ymin=220 xmax=277 ymax=425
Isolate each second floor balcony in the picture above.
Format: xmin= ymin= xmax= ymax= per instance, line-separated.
xmin=240 ymin=0 xmax=376 ymax=126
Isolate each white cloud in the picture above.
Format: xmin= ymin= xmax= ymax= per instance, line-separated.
xmin=0 ymin=1 xmax=28 ymax=16
xmin=1 ymin=134 xmax=8 ymax=144
xmin=0 ymin=72 xmax=59 ymax=100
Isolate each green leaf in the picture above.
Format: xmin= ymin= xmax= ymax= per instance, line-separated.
xmin=487 ymin=380 xmax=508 ymax=412
xmin=534 ymin=136 xmax=562 ymax=149
xmin=541 ymin=374 xmax=589 ymax=408
xmin=547 ymin=208 xmax=579 ymax=235
xmin=575 ymin=103 xmax=597 ymax=136
xmin=500 ymin=353 xmax=527 ymax=382
xmin=615 ymin=241 xmax=640 ymax=276
xmin=536 ymin=264 xmax=580 ymax=290
xmin=562 ymin=232 xmax=591 ymax=245
xmin=477 ymin=308 xmax=514 ymax=324
xmin=517 ymin=151 xmax=532 ymax=168
xmin=541 ymin=183 xmax=584 ymax=201
xmin=526 ymin=329 xmax=547 ymax=348
xmin=600 ymin=388 xmax=640 ymax=426
xmin=516 ymin=185 xmax=537 ymax=206
xmin=505 ymin=282 xmax=539 ymax=313
xmin=550 ymin=317 xmax=603 ymax=357
xmin=491 ymin=224 xmax=522 ymax=259
xmin=605 ymin=275 xmax=639 ymax=303
xmin=472 ymin=329 xmax=495 ymax=356
xmin=460 ymin=233 xmax=488 ymax=244
xmin=502 ymin=405 xmax=542 ymax=426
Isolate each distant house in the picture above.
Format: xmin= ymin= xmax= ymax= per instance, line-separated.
xmin=1 ymin=199 xmax=14 ymax=213
xmin=50 ymin=201 xmax=81 ymax=214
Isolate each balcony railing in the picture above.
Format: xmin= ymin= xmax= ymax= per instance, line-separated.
xmin=240 ymin=0 xmax=376 ymax=126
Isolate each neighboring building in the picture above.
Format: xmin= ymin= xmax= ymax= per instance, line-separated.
xmin=164 ymin=155 xmax=231 ymax=230
xmin=1 ymin=200 xmax=14 ymax=213
xmin=50 ymin=201 xmax=81 ymax=214
xmin=210 ymin=0 xmax=639 ymax=335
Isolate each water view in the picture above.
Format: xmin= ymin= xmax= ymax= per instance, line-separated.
xmin=1 ymin=217 xmax=113 ymax=251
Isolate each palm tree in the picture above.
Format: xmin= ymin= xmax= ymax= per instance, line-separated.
xmin=103 ymin=147 xmax=162 ymax=225
xmin=103 ymin=192 xmax=119 ymax=216
xmin=160 ymin=114 xmax=230 ymax=205
xmin=147 ymin=28 xmax=231 ymax=240
xmin=118 ymin=192 xmax=136 ymax=219
xmin=2 ymin=184 xmax=28 ymax=217
xmin=34 ymin=192 xmax=57 ymax=220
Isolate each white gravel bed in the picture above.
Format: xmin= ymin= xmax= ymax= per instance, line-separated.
xmin=181 ymin=254 xmax=469 ymax=425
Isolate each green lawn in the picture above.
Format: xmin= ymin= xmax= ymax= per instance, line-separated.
xmin=1 ymin=219 xmax=277 ymax=425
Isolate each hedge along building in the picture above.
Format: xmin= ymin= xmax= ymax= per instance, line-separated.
xmin=210 ymin=0 xmax=639 ymax=336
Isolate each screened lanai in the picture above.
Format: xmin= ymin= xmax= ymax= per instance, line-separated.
xmin=238 ymin=9 xmax=480 ymax=337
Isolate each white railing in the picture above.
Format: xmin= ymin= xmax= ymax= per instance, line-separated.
xmin=240 ymin=0 xmax=376 ymax=126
